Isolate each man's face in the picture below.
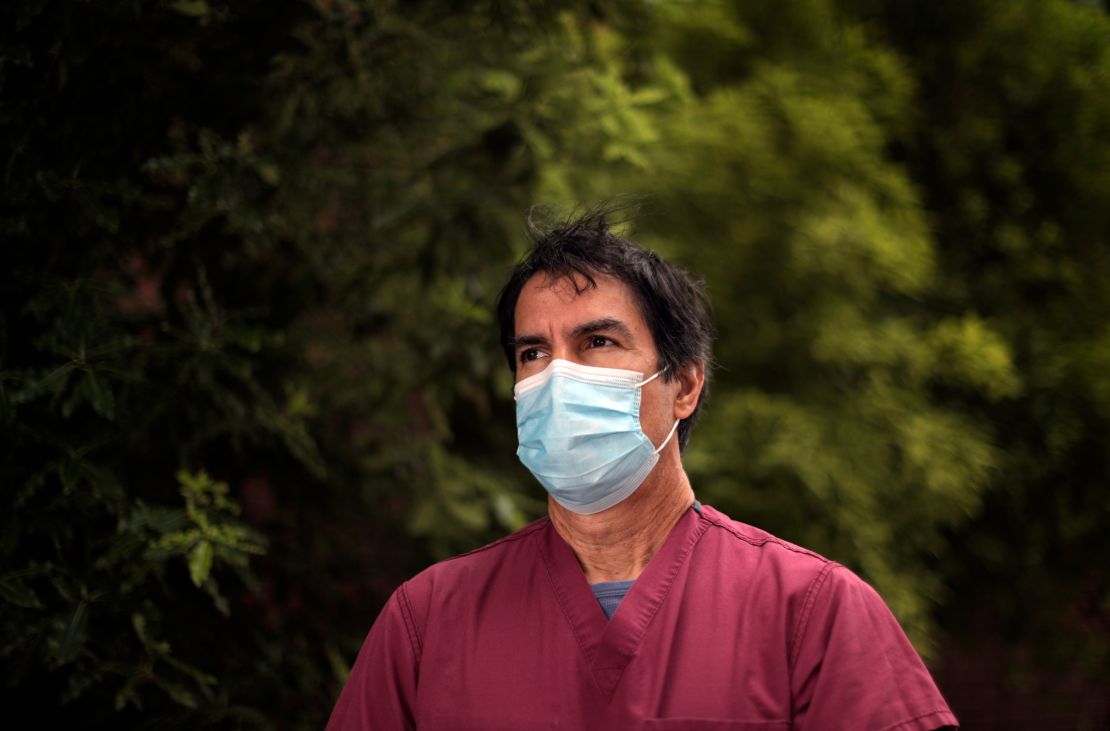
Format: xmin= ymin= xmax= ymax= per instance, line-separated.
xmin=512 ymin=272 xmax=678 ymax=449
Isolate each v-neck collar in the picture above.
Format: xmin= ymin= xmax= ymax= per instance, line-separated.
xmin=537 ymin=506 xmax=709 ymax=701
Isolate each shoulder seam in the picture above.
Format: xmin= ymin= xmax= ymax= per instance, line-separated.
xmin=397 ymin=582 xmax=423 ymax=662
xmin=878 ymin=708 xmax=958 ymax=731
xmin=788 ymin=562 xmax=841 ymax=670
xmin=694 ymin=510 xmax=840 ymax=671
xmin=434 ymin=518 xmax=549 ymax=565
xmin=699 ymin=511 xmax=830 ymax=563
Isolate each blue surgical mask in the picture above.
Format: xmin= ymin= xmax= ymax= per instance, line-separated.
xmin=513 ymin=359 xmax=680 ymax=515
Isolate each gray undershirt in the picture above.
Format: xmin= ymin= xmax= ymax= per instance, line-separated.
xmin=591 ymin=579 xmax=635 ymax=620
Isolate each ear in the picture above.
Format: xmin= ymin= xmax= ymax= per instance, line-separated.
xmin=673 ymin=361 xmax=705 ymax=420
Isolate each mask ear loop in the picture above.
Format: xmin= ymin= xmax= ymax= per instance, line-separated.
xmin=635 ymin=366 xmax=680 ymax=453
xmin=653 ymin=418 xmax=681 ymax=454
xmin=636 ymin=366 xmax=666 ymax=389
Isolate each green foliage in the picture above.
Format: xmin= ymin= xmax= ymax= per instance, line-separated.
xmin=482 ymin=0 xmax=1014 ymax=650
xmin=3 ymin=0 xmax=1109 ymax=726
xmin=843 ymin=0 xmax=1110 ymax=703
xmin=151 ymin=471 xmax=265 ymax=598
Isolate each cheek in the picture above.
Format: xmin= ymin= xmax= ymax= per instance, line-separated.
xmin=639 ymin=384 xmax=676 ymax=433
xmin=516 ymin=360 xmax=545 ymax=380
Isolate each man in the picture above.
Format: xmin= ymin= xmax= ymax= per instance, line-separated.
xmin=327 ymin=211 xmax=958 ymax=730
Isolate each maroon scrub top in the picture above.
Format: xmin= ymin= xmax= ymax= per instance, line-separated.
xmin=327 ymin=504 xmax=957 ymax=730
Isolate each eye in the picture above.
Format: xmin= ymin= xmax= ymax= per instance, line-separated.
xmin=586 ymin=335 xmax=615 ymax=349
xmin=519 ymin=348 xmax=546 ymax=363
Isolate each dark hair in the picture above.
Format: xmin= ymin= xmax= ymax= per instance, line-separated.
xmin=496 ymin=206 xmax=714 ymax=451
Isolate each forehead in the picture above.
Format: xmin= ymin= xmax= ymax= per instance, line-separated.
xmin=514 ymin=271 xmax=649 ymax=335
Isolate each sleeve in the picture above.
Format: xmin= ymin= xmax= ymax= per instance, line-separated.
xmin=789 ymin=565 xmax=958 ymax=731
xmin=326 ymin=584 xmax=421 ymax=731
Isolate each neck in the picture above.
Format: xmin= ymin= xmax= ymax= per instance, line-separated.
xmin=548 ymin=456 xmax=695 ymax=584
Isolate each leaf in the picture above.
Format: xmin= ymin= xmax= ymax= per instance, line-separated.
xmin=131 ymin=612 xmax=148 ymax=643
xmin=154 ymin=676 xmax=198 ymax=709
xmin=132 ymin=612 xmax=171 ymax=655
xmin=188 ymin=541 xmax=213 ymax=587
xmin=257 ymin=162 xmax=281 ymax=186
xmin=479 ymin=69 xmax=522 ymax=100
xmin=492 ymin=493 xmax=527 ymax=532
xmin=57 ymin=598 xmax=89 ymax=664
xmin=114 ymin=675 xmax=142 ymax=711
xmin=59 ymin=459 xmax=80 ymax=492
xmin=163 ymin=653 xmax=218 ymax=691
xmin=170 ymin=1 xmax=209 ymax=19
xmin=326 ymin=641 xmax=350 ymax=683
xmin=0 ymin=573 xmax=43 ymax=609
xmin=81 ymin=462 xmax=125 ymax=503
xmin=11 ymin=362 xmax=76 ymax=404
xmin=280 ymin=427 xmax=327 ymax=479
xmin=202 ymin=576 xmax=229 ymax=616
xmin=60 ymin=375 xmax=85 ymax=418
xmin=83 ymin=370 xmax=116 ymax=420
xmin=151 ymin=528 xmax=201 ymax=554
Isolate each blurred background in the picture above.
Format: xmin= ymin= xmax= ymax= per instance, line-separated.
xmin=2 ymin=0 xmax=1109 ymax=728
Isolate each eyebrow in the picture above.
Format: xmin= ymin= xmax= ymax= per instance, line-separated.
xmin=508 ymin=317 xmax=636 ymax=352
xmin=571 ymin=317 xmax=635 ymax=342
xmin=507 ymin=333 xmax=548 ymax=351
